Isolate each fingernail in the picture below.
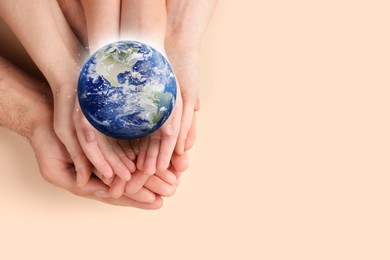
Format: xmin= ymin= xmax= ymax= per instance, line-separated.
xmin=94 ymin=190 xmax=110 ymax=198
xmin=85 ymin=130 xmax=96 ymax=142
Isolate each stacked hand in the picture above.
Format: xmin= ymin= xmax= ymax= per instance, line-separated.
xmin=0 ymin=0 xmax=217 ymax=208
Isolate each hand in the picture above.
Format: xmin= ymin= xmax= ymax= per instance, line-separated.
xmin=31 ymin=120 xmax=163 ymax=209
xmin=164 ymin=42 xmax=200 ymax=153
xmin=104 ymin=0 xmax=184 ymax=196
xmin=0 ymin=0 xmax=98 ymax=186
xmin=122 ymin=0 xmax=183 ymax=195
xmin=165 ymin=0 xmax=219 ymax=154
xmin=0 ymin=56 xmax=163 ymax=208
xmin=19 ymin=0 xmax=182 ymax=202
xmin=66 ymin=0 xmax=184 ymax=200
xmin=0 ymin=1 xmax=188 ymax=206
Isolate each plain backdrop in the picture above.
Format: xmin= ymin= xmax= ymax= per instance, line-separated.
xmin=1 ymin=0 xmax=390 ymax=259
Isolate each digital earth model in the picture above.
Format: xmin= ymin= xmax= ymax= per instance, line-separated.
xmin=78 ymin=41 xmax=177 ymax=139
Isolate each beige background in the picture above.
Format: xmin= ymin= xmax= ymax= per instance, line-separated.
xmin=1 ymin=0 xmax=390 ymax=259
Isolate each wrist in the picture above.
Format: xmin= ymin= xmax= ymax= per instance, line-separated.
xmin=27 ymin=96 xmax=53 ymax=143
xmin=0 ymin=57 xmax=53 ymax=141
xmin=165 ymin=33 xmax=201 ymax=53
xmin=22 ymin=82 xmax=53 ymax=142
xmin=28 ymin=97 xmax=52 ymax=144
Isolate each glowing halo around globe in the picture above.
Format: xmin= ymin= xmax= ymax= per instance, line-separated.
xmin=78 ymin=41 xmax=177 ymax=139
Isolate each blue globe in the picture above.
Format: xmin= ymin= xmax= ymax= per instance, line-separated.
xmin=78 ymin=41 xmax=177 ymax=139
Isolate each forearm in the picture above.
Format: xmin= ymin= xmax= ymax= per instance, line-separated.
xmin=121 ymin=0 xmax=167 ymax=50
xmin=57 ymin=0 xmax=88 ymax=47
xmin=0 ymin=57 xmax=50 ymax=139
xmin=81 ymin=0 xmax=120 ymax=52
xmin=0 ymin=0 xmax=83 ymax=87
xmin=166 ymin=0 xmax=218 ymax=47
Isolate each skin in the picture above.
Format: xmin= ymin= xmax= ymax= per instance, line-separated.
xmin=0 ymin=0 xmax=217 ymax=202
xmin=0 ymin=56 xmax=162 ymax=208
xmin=0 ymin=1 xmax=185 ymax=204
xmin=79 ymin=0 xmax=186 ymax=199
xmin=165 ymin=0 xmax=219 ymax=154
xmin=120 ymin=0 xmax=183 ymax=196
xmin=120 ymin=0 xmax=219 ymax=196
xmin=75 ymin=0 xmax=217 ymax=198
xmin=0 ymin=0 xmax=95 ymax=186
xmin=0 ymin=0 xmax=141 ymax=190
xmin=75 ymin=0 xmax=218 ymax=197
xmin=77 ymin=0 xmax=184 ymax=197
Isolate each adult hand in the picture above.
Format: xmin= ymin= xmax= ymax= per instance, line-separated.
xmin=0 ymin=56 xmax=163 ymax=208
xmin=165 ymin=0 xmax=218 ymax=154
xmin=32 ymin=120 xmax=163 ymax=208
xmin=1 ymin=0 xmax=142 ymax=193
xmin=0 ymin=0 xmax=179 ymax=202
xmin=0 ymin=0 xmax=99 ymax=186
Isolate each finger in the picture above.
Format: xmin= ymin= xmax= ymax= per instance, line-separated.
xmin=39 ymin=135 xmax=164 ymax=208
xmin=156 ymin=97 xmax=182 ymax=172
xmin=142 ymin=133 xmax=162 ymax=176
xmin=136 ymin=137 xmax=149 ymax=171
xmin=125 ymin=171 xmax=150 ymax=195
xmin=92 ymin=167 xmax=114 ymax=186
xmin=58 ymin=129 xmax=92 ymax=188
xmin=94 ymin=169 xmax=156 ymax=203
xmin=97 ymin=194 xmax=164 ymax=209
xmin=195 ymin=98 xmax=201 ymax=111
xmin=81 ymin=0 xmax=121 ymax=53
xmin=175 ymin=104 xmax=195 ymax=154
xmin=130 ymin=138 xmax=140 ymax=156
xmin=98 ymin=135 xmax=131 ymax=181
xmin=109 ymin=176 xmax=127 ymax=198
xmin=53 ymin=106 xmax=93 ymax=187
xmin=119 ymin=155 xmax=136 ymax=174
xmin=73 ymin=106 xmax=113 ymax=179
xmin=110 ymin=139 xmax=136 ymax=173
xmin=171 ymin=152 xmax=189 ymax=174
xmin=125 ymin=187 xmax=157 ymax=203
xmin=117 ymin=139 xmax=136 ymax=161
xmin=120 ymin=0 xmax=166 ymax=49
xmin=184 ymin=112 xmax=197 ymax=151
xmin=44 ymin=161 xmax=162 ymax=208
xmin=155 ymin=168 xmax=177 ymax=185
xmin=168 ymin=160 xmax=183 ymax=184
xmin=145 ymin=175 xmax=176 ymax=197
xmin=57 ymin=0 xmax=88 ymax=46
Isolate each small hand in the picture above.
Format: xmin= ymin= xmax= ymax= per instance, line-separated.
xmin=124 ymin=90 xmax=182 ymax=194
xmin=108 ymin=0 xmax=183 ymax=196
xmin=73 ymin=101 xmax=135 ymax=185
